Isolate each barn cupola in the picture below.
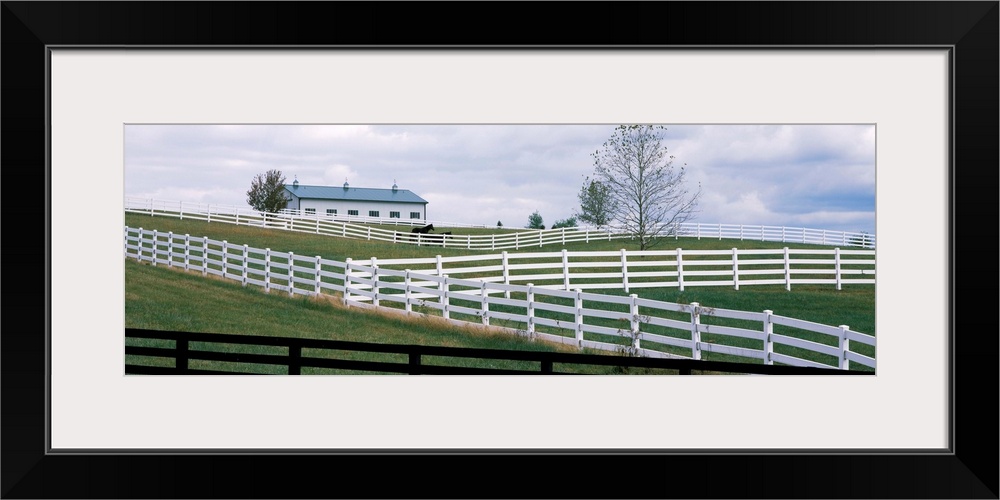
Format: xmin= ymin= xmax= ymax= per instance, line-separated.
xmin=392 ymin=180 xmax=398 ymax=192
xmin=343 ymin=178 xmax=349 ymax=190
xmin=292 ymin=176 xmax=299 ymax=189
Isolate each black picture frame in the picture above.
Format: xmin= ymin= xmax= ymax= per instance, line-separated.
xmin=3 ymin=2 xmax=997 ymax=498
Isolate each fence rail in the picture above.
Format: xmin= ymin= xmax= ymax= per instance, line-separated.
xmin=125 ymin=197 xmax=876 ymax=250
xmin=125 ymin=328 xmax=872 ymax=375
xmin=125 ymin=226 xmax=876 ymax=371
xmin=350 ymin=246 xmax=875 ymax=292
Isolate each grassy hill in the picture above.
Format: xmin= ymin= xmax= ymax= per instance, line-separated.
xmin=124 ymin=212 xmax=875 ymax=373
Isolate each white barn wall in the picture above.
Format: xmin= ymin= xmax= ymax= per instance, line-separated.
xmin=285 ymin=195 xmax=426 ymax=221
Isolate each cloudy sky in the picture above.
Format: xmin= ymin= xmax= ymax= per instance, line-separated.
xmin=124 ymin=124 xmax=876 ymax=234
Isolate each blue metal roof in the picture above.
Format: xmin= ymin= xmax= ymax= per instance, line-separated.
xmin=284 ymin=184 xmax=427 ymax=204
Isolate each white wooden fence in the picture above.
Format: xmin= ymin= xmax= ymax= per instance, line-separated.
xmin=125 ymin=197 xmax=877 ymax=250
xmin=124 ymin=226 xmax=876 ymax=371
xmin=350 ymin=247 xmax=875 ymax=293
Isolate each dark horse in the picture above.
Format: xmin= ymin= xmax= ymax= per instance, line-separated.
xmin=409 ymin=224 xmax=435 ymax=240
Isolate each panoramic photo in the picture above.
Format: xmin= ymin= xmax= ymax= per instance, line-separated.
xmin=123 ymin=124 xmax=876 ymax=375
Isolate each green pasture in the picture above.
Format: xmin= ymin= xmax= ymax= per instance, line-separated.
xmin=124 ymin=211 xmax=876 ymax=373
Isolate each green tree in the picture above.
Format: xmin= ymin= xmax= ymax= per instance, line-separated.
xmin=551 ymin=216 xmax=578 ymax=229
xmin=590 ymin=125 xmax=701 ymax=250
xmin=246 ymin=169 xmax=289 ymax=214
xmin=526 ymin=210 xmax=544 ymax=229
xmin=576 ymin=176 xmax=616 ymax=228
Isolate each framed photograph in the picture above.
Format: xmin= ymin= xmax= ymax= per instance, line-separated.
xmin=4 ymin=2 xmax=996 ymax=498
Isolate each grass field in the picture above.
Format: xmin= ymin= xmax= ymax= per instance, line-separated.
xmin=124 ymin=211 xmax=876 ymax=373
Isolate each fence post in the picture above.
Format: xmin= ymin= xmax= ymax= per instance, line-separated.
xmin=630 ymin=294 xmax=640 ymax=353
xmin=367 ymin=227 xmax=371 ymax=241
xmin=740 ymin=224 xmax=744 ymax=241
xmin=404 ymin=270 xmax=412 ymax=313
xmin=288 ymin=252 xmax=295 ymax=296
xmin=763 ymin=310 xmax=774 ymax=365
xmin=697 ymin=223 xmax=701 ymax=240
xmin=150 ymin=198 xmax=155 ymax=217
xmin=781 ymin=226 xmax=786 ymax=243
xmin=480 ymin=281 xmax=489 ymax=326
xmin=467 ymin=234 xmax=471 ymax=250
xmin=839 ymin=325 xmax=851 ymax=370
xmin=515 ymin=231 xmax=520 ymax=250
xmin=288 ymin=340 xmax=302 ymax=375
xmin=562 ymin=249 xmax=571 ymax=291
xmin=676 ymin=248 xmax=684 ymax=292
xmin=207 ymin=204 xmax=212 ymax=224
xmin=202 ymin=236 xmax=209 ymax=276
xmin=166 ymin=232 xmax=175 ymax=266
xmin=620 ymin=249 xmax=630 ymax=293
xmin=242 ymin=244 xmax=249 ymax=287
xmin=527 ymin=283 xmax=535 ymax=336
xmin=539 ymin=230 xmax=543 ymax=247
xmin=562 ymin=227 xmax=566 ymax=245
xmin=834 ymin=247 xmax=842 ymax=291
xmin=784 ymin=247 xmax=791 ymax=291
xmin=179 ymin=201 xmax=183 ymax=220
xmin=152 ymin=230 xmax=158 ymax=266
xmin=690 ymin=302 xmax=702 ymax=361
xmin=176 ymin=337 xmax=188 ymax=374
xmin=371 ymin=257 xmax=380 ymax=307
xmin=134 ymin=227 xmax=142 ymax=261
xmin=222 ymin=240 xmax=229 ymax=278
xmin=235 ymin=208 xmax=239 ymax=226
xmin=436 ymin=255 xmax=444 ymax=277
xmin=315 ymin=256 xmax=322 ymax=296
xmin=502 ymin=251 xmax=511 ymax=299
xmin=575 ymin=289 xmax=584 ymax=349
xmin=732 ymin=247 xmax=739 ymax=291
xmin=492 ymin=234 xmax=495 ymax=251
xmin=184 ymin=234 xmax=190 ymax=270
xmin=265 ymin=248 xmax=271 ymax=293
xmin=343 ymin=258 xmax=352 ymax=305
xmin=441 ymin=275 xmax=450 ymax=320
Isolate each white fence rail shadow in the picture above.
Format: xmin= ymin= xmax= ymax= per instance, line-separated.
xmin=124 ymin=226 xmax=876 ymax=371
xmin=125 ymin=197 xmax=877 ymax=250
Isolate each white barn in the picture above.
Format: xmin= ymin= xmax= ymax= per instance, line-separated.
xmin=283 ymin=180 xmax=429 ymax=222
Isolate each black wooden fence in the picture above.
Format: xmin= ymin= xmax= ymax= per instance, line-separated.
xmin=125 ymin=328 xmax=873 ymax=376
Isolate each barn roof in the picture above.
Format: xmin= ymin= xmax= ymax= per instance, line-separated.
xmin=283 ymin=184 xmax=428 ymax=204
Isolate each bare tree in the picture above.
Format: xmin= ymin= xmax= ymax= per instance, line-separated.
xmin=590 ymin=125 xmax=700 ymax=250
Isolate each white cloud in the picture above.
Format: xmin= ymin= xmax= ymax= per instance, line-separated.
xmin=125 ymin=124 xmax=876 ymax=234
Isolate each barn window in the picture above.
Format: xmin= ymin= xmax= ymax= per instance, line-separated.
xmin=304 ymin=208 xmax=316 ymax=215
xmin=327 ymin=209 xmax=337 ymax=215
xmin=389 ymin=211 xmax=400 ymax=218
xmin=369 ymin=210 xmax=380 ymax=217
xmin=410 ymin=212 xmax=421 ymax=219
xmin=348 ymin=210 xmax=359 ymax=216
